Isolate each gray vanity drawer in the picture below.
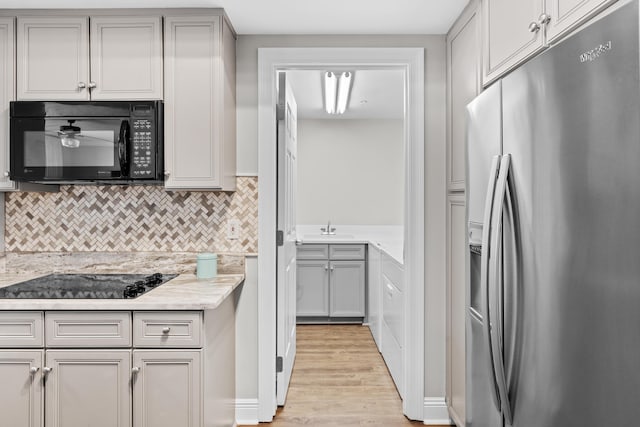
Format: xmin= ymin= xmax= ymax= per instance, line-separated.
xmin=133 ymin=311 xmax=202 ymax=348
xmin=45 ymin=311 xmax=132 ymax=348
xmin=0 ymin=311 xmax=44 ymax=348
xmin=297 ymin=244 xmax=329 ymax=260
xmin=329 ymin=244 xmax=366 ymax=260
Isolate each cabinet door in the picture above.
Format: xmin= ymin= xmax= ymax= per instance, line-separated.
xmin=45 ymin=350 xmax=131 ymax=427
xmin=482 ymin=0 xmax=546 ymax=85
xmin=0 ymin=350 xmax=44 ymax=427
xmin=17 ymin=17 xmax=89 ymax=100
xmin=164 ymin=16 xmax=224 ymax=189
xmin=296 ymin=260 xmax=329 ymax=317
xmin=0 ymin=18 xmax=15 ymax=190
xmin=132 ymin=350 xmax=201 ymax=427
xmin=367 ymin=244 xmax=382 ymax=350
xmin=545 ymin=0 xmax=616 ymax=41
xmin=447 ymin=2 xmax=481 ymax=192
xmin=447 ymin=195 xmax=467 ymax=426
xmin=90 ymin=16 xmax=163 ymax=100
xmin=329 ymin=261 xmax=365 ymax=317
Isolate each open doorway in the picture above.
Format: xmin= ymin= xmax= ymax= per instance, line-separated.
xmin=258 ymin=47 xmax=425 ymax=422
xmin=273 ymin=67 xmax=408 ymax=421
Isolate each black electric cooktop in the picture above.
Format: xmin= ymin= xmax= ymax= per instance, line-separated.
xmin=0 ymin=273 xmax=177 ymax=299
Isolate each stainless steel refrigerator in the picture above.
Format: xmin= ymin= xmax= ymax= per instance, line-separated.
xmin=465 ymin=1 xmax=640 ymax=426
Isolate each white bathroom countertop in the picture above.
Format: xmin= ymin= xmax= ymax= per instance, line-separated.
xmin=297 ymin=225 xmax=404 ymax=264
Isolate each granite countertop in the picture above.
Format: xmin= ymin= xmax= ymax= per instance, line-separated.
xmin=0 ymin=252 xmax=246 ymax=311
xmin=0 ymin=273 xmax=244 ymax=311
xmin=297 ymin=225 xmax=404 ymax=264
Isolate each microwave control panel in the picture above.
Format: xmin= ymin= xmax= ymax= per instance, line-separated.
xmin=130 ymin=108 xmax=156 ymax=178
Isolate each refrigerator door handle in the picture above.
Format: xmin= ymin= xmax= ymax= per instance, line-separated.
xmin=480 ymin=155 xmax=502 ymax=412
xmin=489 ymin=154 xmax=514 ymax=424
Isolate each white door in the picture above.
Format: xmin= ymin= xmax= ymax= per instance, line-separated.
xmin=276 ymin=72 xmax=298 ymax=406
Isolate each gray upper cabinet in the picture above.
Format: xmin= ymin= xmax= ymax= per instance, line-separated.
xmin=482 ymin=0 xmax=617 ymax=85
xmin=16 ymin=15 xmax=162 ymax=100
xmin=163 ymin=14 xmax=237 ymax=191
xmin=447 ymin=0 xmax=481 ymax=192
xmin=89 ymin=16 xmax=163 ymax=100
xmin=544 ymin=0 xmax=617 ymax=41
xmin=482 ymin=0 xmax=546 ymax=85
xmin=0 ymin=17 xmax=15 ymax=191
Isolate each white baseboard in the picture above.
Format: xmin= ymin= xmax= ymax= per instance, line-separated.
xmin=423 ymin=397 xmax=453 ymax=425
xmin=236 ymin=398 xmax=259 ymax=425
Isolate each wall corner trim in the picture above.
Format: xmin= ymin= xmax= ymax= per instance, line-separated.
xmin=423 ymin=397 xmax=454 ymax=425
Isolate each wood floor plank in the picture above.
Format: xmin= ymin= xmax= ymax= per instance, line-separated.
xmin=240 ymin=324 xmax=449 ymax=427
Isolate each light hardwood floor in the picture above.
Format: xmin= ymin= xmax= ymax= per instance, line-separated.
xmin=242 ymin=324 xmax=448 ymax=426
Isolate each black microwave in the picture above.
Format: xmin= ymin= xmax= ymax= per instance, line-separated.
xmin=10 ymin=100 xmax=164 ymax=184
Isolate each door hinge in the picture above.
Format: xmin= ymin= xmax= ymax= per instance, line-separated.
xmin=276 ymin=356 xmax=283 ymax=373
xmin=276 ymin=230 xmax=284 ymax=247
xmin=277 ymin=103 xmax=285 ymax=120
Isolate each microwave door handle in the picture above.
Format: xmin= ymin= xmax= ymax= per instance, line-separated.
xmin=118 ymin=120 xmax=130 ymax=177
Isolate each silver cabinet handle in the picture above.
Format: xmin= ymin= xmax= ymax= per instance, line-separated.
xmin=324 ymin=265 xmax=328 ymax=271
xmin=538 ymin=13 xmax=551 ymax=26
xmin=528 ymin=21 xmax=541 ymax=33
xmin=330 ymin=265 xmax=334 ymax=272
xmin=88 ymin=81 xmax=97 ymax=89
xmin=3 ymin=171 xmax=9 ymax=177
xmin=131 ymin=367 xmax=140 ymax=374
xmin=77 ymin=82 xmax=86 ymax=89
xmin=164 ymin=171 xmax=170 ymax=177
xmin=162 ymin=327 xmax=171 ymax=334
xmin=30 ymin=366 xmax=39 ymax=375
xmin=42 ymin=367 xmax=52 ymax=375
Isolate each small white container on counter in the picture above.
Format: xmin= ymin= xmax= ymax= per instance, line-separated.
xmin=196 ymin=253 xmax=218 ymax=279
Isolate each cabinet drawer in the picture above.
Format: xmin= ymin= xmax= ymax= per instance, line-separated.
xmin=0 ymin=311 xmax=44 ymax=348
xmin=45 ymin=312 xmax=131 ymax=348
xmin=297 ymin=244 xmax=329 ymax=260
xmin=329 ymin=244 xmax=366 ymax=260
xmin=133 ymin=311 xmax=202 ymax=348
xmin=382 ymin=252 xmax=404 ymax=291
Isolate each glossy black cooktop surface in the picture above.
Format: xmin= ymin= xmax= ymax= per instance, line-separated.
xmin=0 ymin=273 xmax=177 ymax=299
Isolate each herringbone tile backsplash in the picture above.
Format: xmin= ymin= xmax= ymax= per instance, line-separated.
xmin=4 ymin=177 xmax=258 ymax=253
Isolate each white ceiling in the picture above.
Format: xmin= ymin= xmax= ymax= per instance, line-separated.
xmin=286 ymin=69 xmax=404 ymax=120
xmin=4 ymin=0 xmax=469 ymax=35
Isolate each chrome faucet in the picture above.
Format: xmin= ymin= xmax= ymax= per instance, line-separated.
xmin=320 ymin=220 xmax=336 ymax=235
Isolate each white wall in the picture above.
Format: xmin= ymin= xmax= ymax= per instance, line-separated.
xmin=296 ymin=119 xmax=404 ymax=226
xmin=236 ymin=34 xmax=447 ymax=422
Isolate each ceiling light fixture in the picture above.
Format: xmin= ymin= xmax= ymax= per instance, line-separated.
xmin=336 ymin=71 xmax=352 ymax=114
xmin=324 ymin=71 xmax=353 ymax=115
xmin=324 ymin=71 xmax=338 ymax=114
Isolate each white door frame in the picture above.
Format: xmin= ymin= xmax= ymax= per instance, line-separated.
xmin=257 ymin=47 xmax=425 ymax=421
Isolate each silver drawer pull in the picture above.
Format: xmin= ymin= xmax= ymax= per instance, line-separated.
xmin=162 ymin=327 xmax=171 ymax=334
xmin=42 ymin=367 xmax=52 ymax=375
xmin=132 ymin=367 xmax=140 ymax=374
xmin=30 ymin=366 xmax=39 ymax=375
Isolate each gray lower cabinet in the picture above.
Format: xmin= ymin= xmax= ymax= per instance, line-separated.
xmin=296 ymin=260 xmax=329 ymax=316
xmin=0 ymin=350 xmax=44 ymax=427
xmin=133 ymin=350 xmax=201 ymax=427
xmin=0 ymin=307 xmax=234 ymax=427
xmin=46 ymin=350 xmax=132 ymax=427
xmin=297 ymin=244 xmax=366 ymax=322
